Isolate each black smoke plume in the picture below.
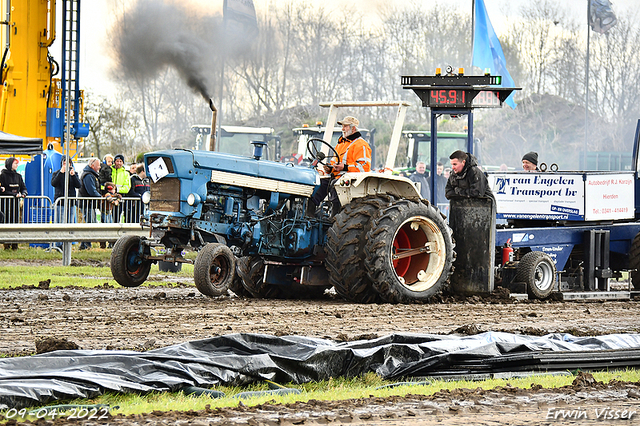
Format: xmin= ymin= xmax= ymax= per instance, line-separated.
xmin=111 ymin=0 xmax=221 ymax=101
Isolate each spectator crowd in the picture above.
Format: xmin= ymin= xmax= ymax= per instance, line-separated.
xmin=1 ymin=154 xmax=149 ymax=250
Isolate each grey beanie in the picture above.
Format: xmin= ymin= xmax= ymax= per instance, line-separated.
xmin=522 ymin=151 xmax=538 ymax=166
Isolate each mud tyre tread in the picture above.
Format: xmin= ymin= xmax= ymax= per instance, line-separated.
xmin=326 ymin=195 xmax=392 ymax=303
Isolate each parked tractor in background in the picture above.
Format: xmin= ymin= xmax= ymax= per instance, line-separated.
xmin=191 ymin=125 xmax=281 ymax=160
xmin=110 ymin=101 xmax=456 ymax=303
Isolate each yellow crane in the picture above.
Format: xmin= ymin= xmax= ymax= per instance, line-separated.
xmin=0 ymin=0 xmax=87 ymax=158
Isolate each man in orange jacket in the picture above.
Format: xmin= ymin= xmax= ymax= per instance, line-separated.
xmin=310 ymin=116 xmax=372 ymax=215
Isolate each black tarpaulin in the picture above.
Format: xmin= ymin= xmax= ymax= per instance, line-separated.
xmin=1 ymin=332 xmax=640 ymax=409
xmin=0 ymin=132 xmax=43 ymax=155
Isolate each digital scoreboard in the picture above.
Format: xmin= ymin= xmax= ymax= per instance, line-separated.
xmin=401 ymin=72 xmax=519 ymax=110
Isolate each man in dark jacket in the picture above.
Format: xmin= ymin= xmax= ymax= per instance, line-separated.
xmin=435 ymin=161 xmax=448 ymax=204
xmin=51 ymin=157 xmax=81 ymax=223
xmin=409 ymin=161 xmax=431 ymax=200
xmin=78 ymin=158 xmax=102 ymax=250
xmin=445 ymin=150 xmax=494 ymax=202
xmin=0 ymin=157 xmax=27 ymax=249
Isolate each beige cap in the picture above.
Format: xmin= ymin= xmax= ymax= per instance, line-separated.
xmin=337 ymin=116 xmax=359 ymax=127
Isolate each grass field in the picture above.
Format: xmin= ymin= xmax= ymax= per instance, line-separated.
xmin=0 ymin=246 xmax=194 ymax=289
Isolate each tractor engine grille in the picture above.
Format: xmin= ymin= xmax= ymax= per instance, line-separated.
xmin=149 ymin=177 xmax=181 ymax=212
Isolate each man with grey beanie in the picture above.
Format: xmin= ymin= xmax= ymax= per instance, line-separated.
xmin=522 ymin=151 xmax=538 ymax=172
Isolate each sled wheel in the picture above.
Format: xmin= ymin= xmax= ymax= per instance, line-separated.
xmin=326 ymin=195 xmax=392 ymax=303
xmin=629 ymin=232 xmax=640 ymax=290
xmin=365 ymin=199 xmax=455 ymax=303
xmin=516 ymin=251 xmax=556 ymax=299
xmin=111 ymin=235 xmax=152 ymax=287
xmin=194 ymin=243 xmax=236 ymax=297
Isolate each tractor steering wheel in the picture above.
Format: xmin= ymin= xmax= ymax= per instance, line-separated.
xmin=306 ymin=138 xmax=340 ymax=167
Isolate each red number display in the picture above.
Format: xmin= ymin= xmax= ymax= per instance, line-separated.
xmin=430 ymin=89 xmax=465 ymax=106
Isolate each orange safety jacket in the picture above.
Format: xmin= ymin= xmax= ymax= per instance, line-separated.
xmin=331 ymin=132 xmax=372 ymax=177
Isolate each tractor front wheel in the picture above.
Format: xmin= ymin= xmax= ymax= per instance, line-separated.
xmin=194 ymin=243 xmax=236 ymax=297
xmin=236 ymin=256 xmax=288 ymax=299
xmin=110 ymin=235 xmax=152 ymax=288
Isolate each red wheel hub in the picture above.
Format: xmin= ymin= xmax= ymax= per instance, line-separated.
xmin=392 ymin=221 xmax=430 ymax=284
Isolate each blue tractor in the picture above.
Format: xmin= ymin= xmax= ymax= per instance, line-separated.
xmin=110 ymin=102 xmax=456 ymax=303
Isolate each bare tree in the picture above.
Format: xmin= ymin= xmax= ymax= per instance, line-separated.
xmin=232 ymin=14 xmax=286 ymax=116
xmin=588 ymin=13 xmax=640 ymax=149
xmin=84 ymin=93 xmax=142 ymax=160
xmin=506 ymin=1 xmax=578 ymax=97
xmin=284 ymin=2 xmax=350 ymax=106
xmin=380 ymin=2 xmax=472 ymax=124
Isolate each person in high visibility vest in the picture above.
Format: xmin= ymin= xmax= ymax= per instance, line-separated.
xmin=309 ymin=116 xmax=372 ymax=216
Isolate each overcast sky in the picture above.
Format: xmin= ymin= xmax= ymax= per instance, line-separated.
xmin=70 ymin=0 xmax=635 ymax=98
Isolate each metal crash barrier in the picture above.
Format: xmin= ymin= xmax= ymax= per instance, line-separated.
xmin=0 ymin=223 xmax=146 ymax=244
xmin=0 ymin=195 xmax=147 ymax=245
xmin=51 ymin=196 xmax=145 ymax=225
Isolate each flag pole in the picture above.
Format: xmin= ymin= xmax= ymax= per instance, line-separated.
xmin=584 ymin=0 xmax=591 ymax=170
xmin=216 ymin=0 xmax=228 ymax=152
xmin=471 ymin=0 xmax=475 ymax=68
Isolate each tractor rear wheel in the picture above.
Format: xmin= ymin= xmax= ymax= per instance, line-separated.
xmin=365 ymin=199 xmax=455 ymax=303
xmin=515 ymin=251 xmax=556 ymax=299
xmin=629 ymin=232 xmax=640 ymax=290
xmin=194 ymin=243 xmax=236 ymax=297
xmin=236 ymin=256 xmax=283 ymax=298
xmin=111 ymin=235 xmax=152 ymax=287
xmin=230 ymin=257 xmax=254 ymax=298
xmin=237 ymin=257 xmax=327 ymax=299
xmin=326 ymin=195 xmax=392 ymax=303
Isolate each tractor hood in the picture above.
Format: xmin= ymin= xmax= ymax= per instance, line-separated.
xmin=147 ymin=149 xmax=320 ymax=187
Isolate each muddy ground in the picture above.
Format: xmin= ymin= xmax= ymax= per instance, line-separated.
xmin=2 ymin=270 xmax=640 ymax=425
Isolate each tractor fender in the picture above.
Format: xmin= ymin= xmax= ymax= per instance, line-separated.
xmin=334 ymin=172 xmax=423 ymax=207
